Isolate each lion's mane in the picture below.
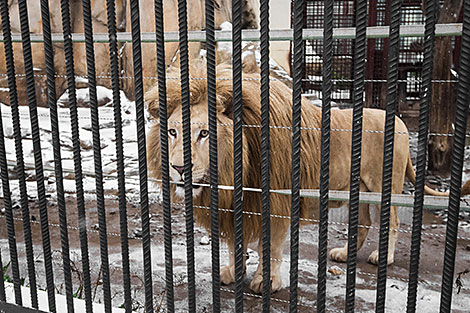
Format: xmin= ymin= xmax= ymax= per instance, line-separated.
xmin=146 ymin=62 xmax=323 ymax=244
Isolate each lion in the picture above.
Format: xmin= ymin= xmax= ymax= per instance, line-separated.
xmin=146 ymin=62 xmax=470 ymax=294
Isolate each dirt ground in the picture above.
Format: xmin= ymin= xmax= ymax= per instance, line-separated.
xmin=1 ymin=196 xmax=469 ymax=312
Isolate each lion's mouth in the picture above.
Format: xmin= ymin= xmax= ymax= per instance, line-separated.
xmin=174 ymin=174 xmax=209 ymax=192
xmin=175 ymin=181 xmax=204 ymax=189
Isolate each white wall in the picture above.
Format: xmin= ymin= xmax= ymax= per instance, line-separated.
xmin=269 ymin=0 xmax=292 ymax=74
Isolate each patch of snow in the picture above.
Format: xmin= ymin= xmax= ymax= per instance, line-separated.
xmin=217 ymin=21 xmax=233 ymax=53
xmin=0 ymin=87 xmax=147 ymax=205
xmin=75 ymin=76 xmax=89 ymax=84
xmin=3 ymin=282 xmax=125 ymax=313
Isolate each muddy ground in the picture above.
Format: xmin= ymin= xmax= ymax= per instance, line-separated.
xmin=1 ymin=194 xmax=469 ymax=312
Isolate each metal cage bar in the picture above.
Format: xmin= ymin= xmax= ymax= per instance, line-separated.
xmin=317 ymin=0 xmax=334 ymax=310
xmin=59 ymin=0 xmax=93 ymax=311
xmin=345 ymin=0 xmax=367 ymax=311
xmin=289 ymin=0 xmax=304 ymax=312
xmin=81 ymin=0 xmax=112 ymax=312
xmin=205 ymin=0 xmax=221 ymax=311
xmin=232 ymin=0 xmax=244 ymax=312
xmin=375 ymin=0 xmax=403 ymax=311
xmin=40 ymin=0 xmax=74 ymax=311
xmin=154 ymin=0 xmax=175 ymax=311
xmin=0 ymin=250 xmax=5 ymax=302
xmin=0 ymin=0 xmax=38 ymax=308
xmin=176 ymin=0 xmax=197 ymax=310
xmin=406 ymin=0 xmax=438 ymax=311
xmin=105 ymin=0 xmax=132 ymax=312
xmin=260 ymin=0 xmax=271 ymax=311
xmin=0 ymin=0 xmax=21 ymax=305
xmin=16 ymin=0 xmax=56 ymax=310
xmin=129 ymin=0 xmax=153 ymax=312
xmin=439 ymin=0 xmax=470 ymax=310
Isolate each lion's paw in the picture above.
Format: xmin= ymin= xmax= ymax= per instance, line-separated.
xmin=249 ymin=273 xmax=282 ymax=294
xmin=367 ymin=250 xmax=394 ymax=265
xmin=329 ymin=247 xmax=348 ymax=263
xmin=221 ymin=265 xmax=235 ymax=285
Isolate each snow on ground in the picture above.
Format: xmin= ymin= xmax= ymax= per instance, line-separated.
xmin=3 ymin=282 xmax=125 ymax=313
xmin=0 ymin=90 xmax=161 ymax=205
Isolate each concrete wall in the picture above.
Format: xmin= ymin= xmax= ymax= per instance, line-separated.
xmin=269 ymin=0 xmax=292 ymax=74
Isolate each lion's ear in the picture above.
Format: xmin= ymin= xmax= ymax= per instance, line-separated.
xmin=215 ymin=78 xmax=235 ymax=119
xmin=215 ymin=71 xmax=262 ymax=122
xmin=145 ymin=86 xmax=160 ymax=120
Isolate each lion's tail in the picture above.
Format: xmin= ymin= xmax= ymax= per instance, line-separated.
xmin=406 ymin=154 xmax=470 ymax=196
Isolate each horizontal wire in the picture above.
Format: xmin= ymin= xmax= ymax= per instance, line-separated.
xmin=8 ymin=159 xmax=470 ymax=216
xmin=2 ymin=199 xmax=469 ymax=245
xmin=0 ymin=215 xmax=461 ymax=292
xmin=165 ymin=120 xmax=462 ymax=137
xmin=181 ymin=202 xmax=470 ymax=241
xmin=0 ymin=72 xmax=459 ymax=84
xmin=6 ymin=157 xmax=470 ymax=216
xmin=3 ymin=224 xmax=455 ymax=292
xmin=220 ymin=287 xmax=320 ymax=309
xmin=3 ymin=239 xmax=453 ymax=310
xmin=1 ymin=112 xmax=465 ymax=137
xmin=8 ymin=161 xmax=470 ymax=212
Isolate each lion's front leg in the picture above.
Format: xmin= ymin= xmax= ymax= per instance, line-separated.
xmin=249 ymin=228 xmax=287 ymax=294
xmin=221 ymin=239 xmax=247 ymax=285
xmin=368 ymin=206 xmax=400 ymax=265
xmin=329 ymin=202 xmax=371 ymax=263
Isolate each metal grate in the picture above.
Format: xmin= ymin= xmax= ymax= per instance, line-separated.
xmin=0 ymin=0 xmax=469 ymax=312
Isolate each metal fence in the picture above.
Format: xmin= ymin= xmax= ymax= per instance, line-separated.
xmin=0 ymin=0 xmax=470 ymax=312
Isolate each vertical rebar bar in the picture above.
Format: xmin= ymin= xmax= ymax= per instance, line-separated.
xmin=129 ymin=0 xmax=153 ymax=311
xmin=406 ymin=0 xmax=438 ymax=312
xmin=0 ymin=0 xmax=21 ymax=305
xmin=40 ymin=0 xmax=74 ymax=311
xmin=0 ymin=0 xmax=38 ymax=308
xmin=81 ymin=1 xmax=112 ymax=312
xmin=345 ymin=0 xmax=367 ymax=311
xmin=375 ymin=0 xmax=402 ymax=311
xmin=260 ymin=0 xmax=271 ymax=311
xmin=205 ymin=0 xmax=220 ymax=311
xmin=105 ymin=0 xmax=132 ymax=311
xmin=439 ymin=0 xmax=470 ymax=311
xmin=153 ymin=0 xmax=174 ymax=311
xmin=317 ymin=0 xmax=333 ymax=310
xmin=16 ymin=1 xmax=57 ymax=308
xmin=0 ymin=250 xmax=5 ymax=302
xmin=232 ymin=0 xmax=244 ymax=312
xmin=176 ymin=0 xmax=196 ymax=310
xmin=289 ymin=0 xmax=304 ymax=312
xmin=60 ymin=0 xmax=93 ymax=311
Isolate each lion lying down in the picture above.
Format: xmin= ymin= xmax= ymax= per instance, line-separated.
xmin=145 ymin=63 xmax=470 ymax=293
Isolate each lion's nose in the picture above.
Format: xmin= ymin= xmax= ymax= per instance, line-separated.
xmin=171 ymin=164 xmax=185 ymax=176
xmin=171 ymin=164 xmax=194 ymax=176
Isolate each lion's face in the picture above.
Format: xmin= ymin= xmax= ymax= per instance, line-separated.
xmin=167 ymin=104 xmax=210 ymax=199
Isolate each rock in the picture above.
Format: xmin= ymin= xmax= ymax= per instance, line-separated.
xmin=328 ymin=266 xmax=344 ymax=276
xmin=134 ymin=228 xmax=142 ymax=238
xmin=80 ymin=139 xmax=93 ymax=150
xmin=200 ymin=235 xmax=210 ymax=245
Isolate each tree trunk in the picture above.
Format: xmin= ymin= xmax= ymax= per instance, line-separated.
xmin=428 ymin=0 xmax=462 ymax=174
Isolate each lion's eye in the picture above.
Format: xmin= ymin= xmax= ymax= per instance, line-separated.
xmin=199 ymin=129 xmax=209 ymax=138
xmin=168 ymin=129 xmax=177 ymax=137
